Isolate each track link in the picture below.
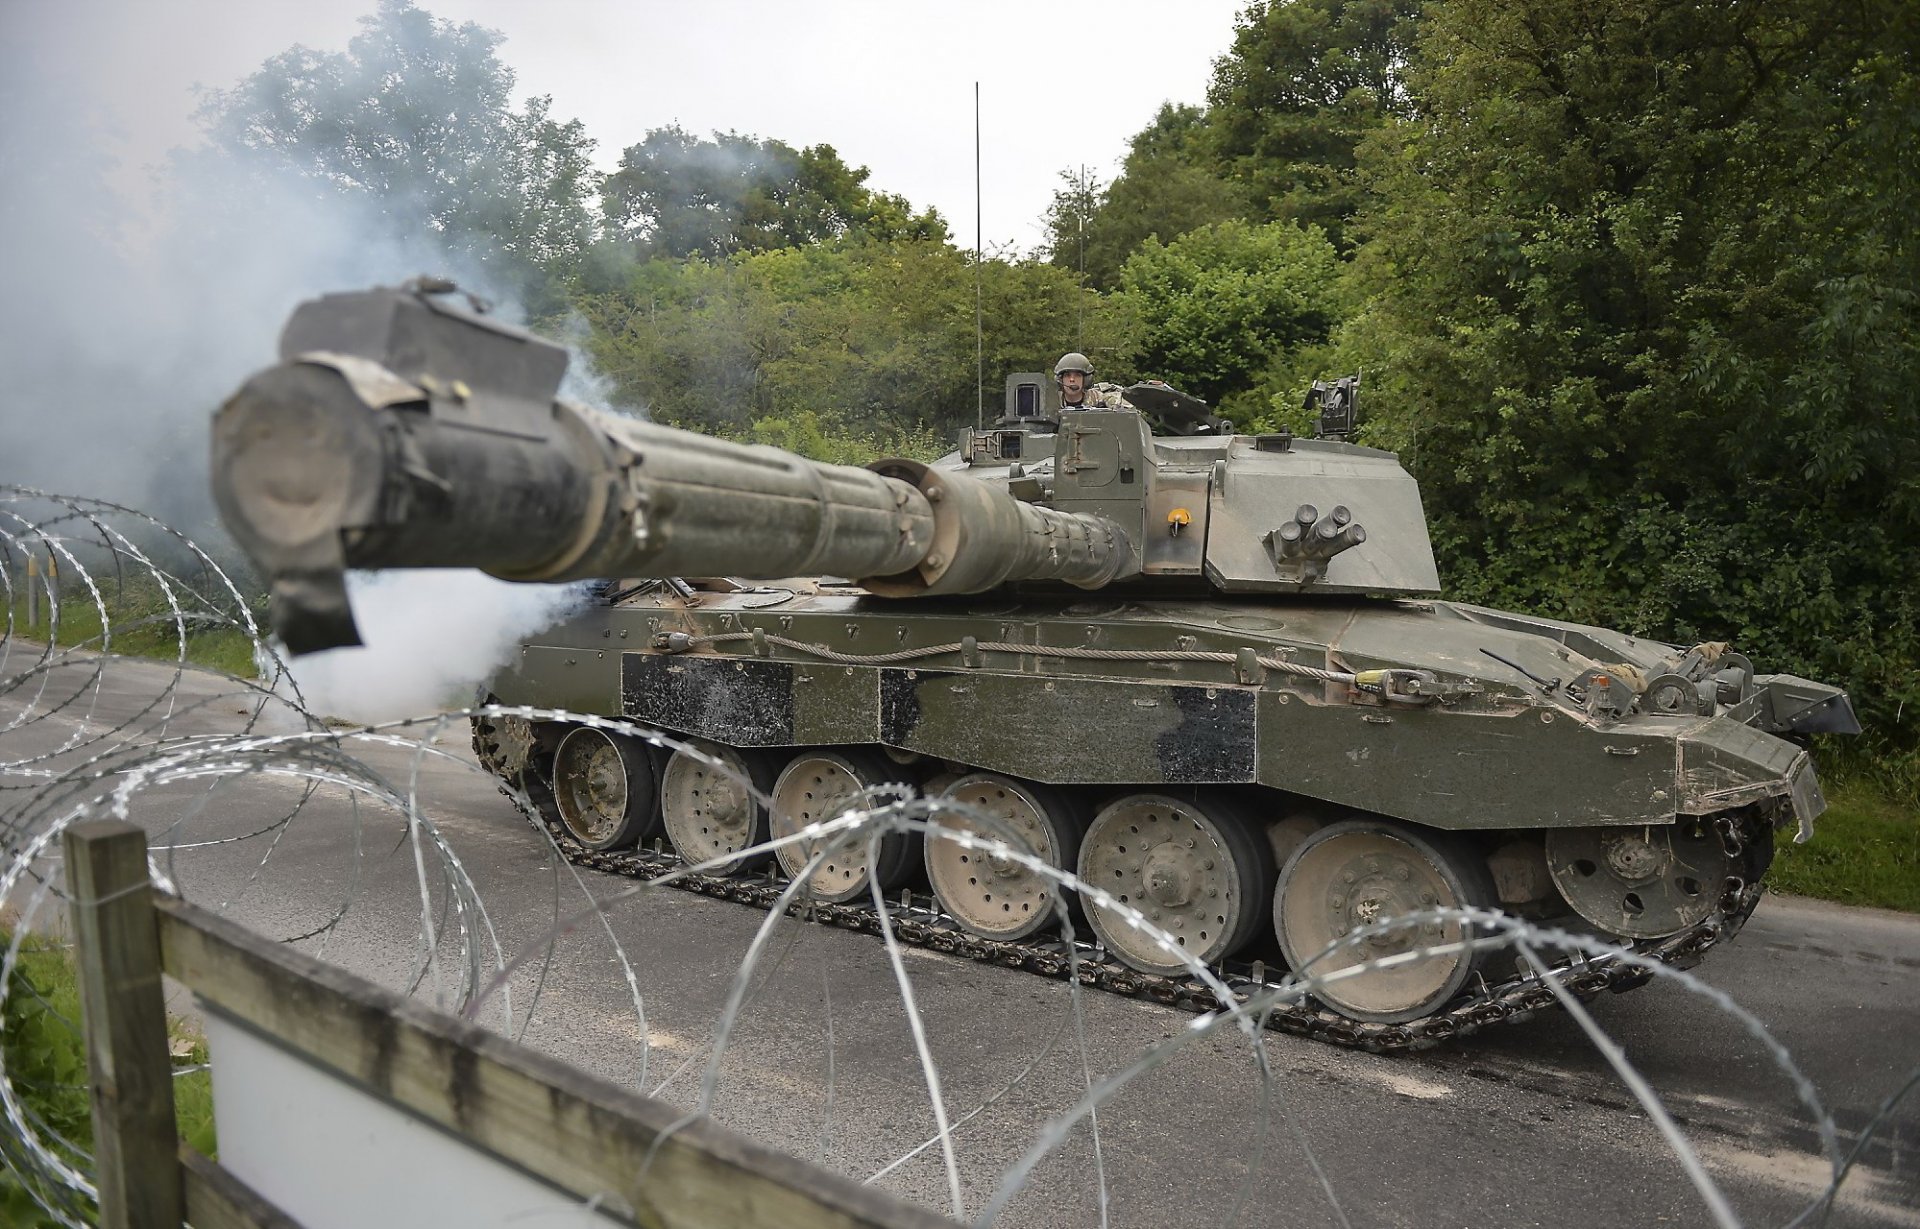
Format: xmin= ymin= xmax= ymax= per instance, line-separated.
xmin=492 ymin=772 xmax=1767 ymax=1054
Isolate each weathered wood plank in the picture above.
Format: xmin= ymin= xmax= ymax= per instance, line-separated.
xmin=181 ymin=1146 xmax=304 ymax=1229
xmin=153 ymin=894 xmax=957 ymax=1229
xmin=64 ymin=821 xmax=185 ymax=1229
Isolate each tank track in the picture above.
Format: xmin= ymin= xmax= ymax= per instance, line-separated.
xmin=490 ymin=762 xmax=1769 ymax=1053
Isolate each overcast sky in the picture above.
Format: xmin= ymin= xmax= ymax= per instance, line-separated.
xmin=10 ymin=0 xmax=1248 ymax=253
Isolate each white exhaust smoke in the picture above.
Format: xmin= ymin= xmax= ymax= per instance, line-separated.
xmin=280 ymin=570 xmax=591 ymax=725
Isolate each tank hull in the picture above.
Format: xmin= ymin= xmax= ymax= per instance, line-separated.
xmin=482 ymin=583 xmax=1836 ymax=1028
xmin=488 ymin=587 xmax=1825 ymax=839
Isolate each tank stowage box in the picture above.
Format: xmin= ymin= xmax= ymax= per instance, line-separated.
xmin=214 ymin=285 xmax=1858 ymax=1030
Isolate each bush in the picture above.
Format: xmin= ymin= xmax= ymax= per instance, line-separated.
xmin=0 ymin=933 xmax=216 ymax=1224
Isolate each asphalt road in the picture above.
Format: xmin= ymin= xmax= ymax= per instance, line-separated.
xmin=4 ymin=650 xmax=1917 ymax=1228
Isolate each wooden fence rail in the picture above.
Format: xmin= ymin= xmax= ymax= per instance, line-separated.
xmin=62 ymin=819 xmax=958 ymax=1229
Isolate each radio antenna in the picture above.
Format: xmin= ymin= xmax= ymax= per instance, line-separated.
xmin=974 ymin=81 xmax=984 ymax=431
xmin=1077 ymin=163 xmax=1088 ymax=348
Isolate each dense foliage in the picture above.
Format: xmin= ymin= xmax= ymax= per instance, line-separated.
xmin=1340 ymin=0 xmax=1919 ymax=756
xmin=1206 ymin=0 xmax=1424 ymax=248
xmin=576 ymin=240 xmax=1136 ymax=446
xmin=199 ymin=0 xmax=1920 ymax=772
xmin=1119 ymin=219 xmax=1343 ymax=417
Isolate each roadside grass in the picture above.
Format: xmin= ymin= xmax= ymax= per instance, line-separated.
xmin=1770 ymin=778 xmax=1920 ymax=913
xmin=0 ymin=930 xmax=214 ymax=1226
xmin=5 ymin=582 xmax=259 ymax=678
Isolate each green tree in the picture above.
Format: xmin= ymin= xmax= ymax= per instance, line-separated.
xmin=1041 ymin=167 xmax=1105 ymax=287
xmin=1342 ymin=0 xmax=1920 ymax=747
xmin=601 ymin=126 xmax=946 ymax=260
xmin=1118 ymin=219 xmax=1344 ymax=417
xmin=195 ymin=0 xmax=597 ymax=309
xmin=1206 ymin=0 xmax=1424 ymax=248
xmin=1042 ymin=105 xmax=1249 ymax=290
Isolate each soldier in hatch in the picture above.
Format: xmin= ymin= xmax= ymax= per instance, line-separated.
xmin=1054 ymin=352 xmax=1133 ymax=411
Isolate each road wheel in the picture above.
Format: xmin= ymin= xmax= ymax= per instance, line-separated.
xmin=551 ymin=726 xmax=661 ymax=851
xmin=925 ymin=773 xmax=1082 ymax=941
xmin=661 ymin=740 xmax=777 ymax=875
xmin=1078 ymin=793 xmax=1272 ymax=976
xmin=770 ymin=750 xmax=916 ymax=903
xmin=1276 ymin=819 xmax=1493 ymax=1023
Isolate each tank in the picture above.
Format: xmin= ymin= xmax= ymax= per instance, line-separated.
xmin=213 ymin=284 xmax=1860 ymax=1034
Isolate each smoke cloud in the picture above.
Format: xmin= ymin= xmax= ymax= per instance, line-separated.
xmin=0 ymin=7 xmax=613 ymax=712
xmin=281 ymin=571 xmax=591 ymax=724
xmin=0 ymin=43 xmax=431 ymax=536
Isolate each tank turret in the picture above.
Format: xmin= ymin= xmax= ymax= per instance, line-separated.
xmin=211 ymin=285 xmax=1859 ymax=1038
xmin=214 ymin=285 xmax=1431 ymax=653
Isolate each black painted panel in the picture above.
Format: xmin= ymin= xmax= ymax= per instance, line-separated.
xmin=1156 ymin=685 xmax=1258 ymax=782
xmin=622 ymin=654 xmax=796 ymax=746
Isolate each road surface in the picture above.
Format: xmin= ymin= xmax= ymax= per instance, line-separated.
xmin=3 ymin=649 xmax=1915 ymax=1227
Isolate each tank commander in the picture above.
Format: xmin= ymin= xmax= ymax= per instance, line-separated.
xmin=1054 ymin=352 xmax=1133 ymax=411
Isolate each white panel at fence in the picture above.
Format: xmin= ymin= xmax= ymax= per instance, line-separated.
xmin=202 ymin=1009 xmax=630 ymax=1229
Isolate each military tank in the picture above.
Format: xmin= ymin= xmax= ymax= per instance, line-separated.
xmin=212 ymin=284 xmax=1858 ymax=1042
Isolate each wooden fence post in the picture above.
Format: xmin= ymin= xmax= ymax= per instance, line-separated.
xmin=65 ymin=820 xmax=183 ymax=1229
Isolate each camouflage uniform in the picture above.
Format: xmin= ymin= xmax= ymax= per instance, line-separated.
xmin=1066 ymin=382 xmax=1134 ymax=411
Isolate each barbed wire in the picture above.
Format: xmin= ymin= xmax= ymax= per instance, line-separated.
xmin=0 ymin=489 xmax=1913 ymax=1227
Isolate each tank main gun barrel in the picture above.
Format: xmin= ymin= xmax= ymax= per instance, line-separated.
xmin=211 ymin=286 xmax=1132 ymax=653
